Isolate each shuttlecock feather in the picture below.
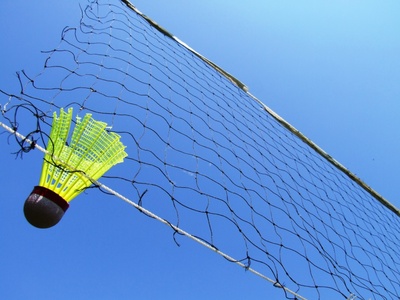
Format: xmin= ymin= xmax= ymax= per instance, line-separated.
xmin=24 ymin=108 xmax=127 ymax=228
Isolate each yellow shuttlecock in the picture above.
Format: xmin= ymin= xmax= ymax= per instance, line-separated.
xmin=24 ymin=108 xmax=127 ymax=228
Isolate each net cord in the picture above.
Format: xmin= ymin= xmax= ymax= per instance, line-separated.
xmin=0 ymin=121 xmax=307 ymax=300
xmin=120 ymin=0 xmax=248 ymax=92
xmin=119 ymin=0 xmax=399 ymax=217
xmin=247 ymin=92 xmax=400 ymax=217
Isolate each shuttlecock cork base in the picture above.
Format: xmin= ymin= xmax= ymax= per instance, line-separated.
xmin=24 ymin=186 xmax=70 ymax=228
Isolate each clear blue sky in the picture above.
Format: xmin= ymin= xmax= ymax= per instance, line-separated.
xmin=1 ymin=0 xmax=400 ymax=299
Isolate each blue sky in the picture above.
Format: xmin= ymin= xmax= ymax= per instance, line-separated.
xmin=1 ymin=0 xmax=400 ymax=299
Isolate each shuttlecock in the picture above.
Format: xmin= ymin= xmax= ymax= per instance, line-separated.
xmin=24 ymin=108 xmax=127 ymax=228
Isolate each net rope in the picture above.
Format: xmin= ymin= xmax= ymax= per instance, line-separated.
xmin=0 ymin=120 xmax=303 ymax=298
xmin=1 ymin=0 xmax=400 ymax=299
